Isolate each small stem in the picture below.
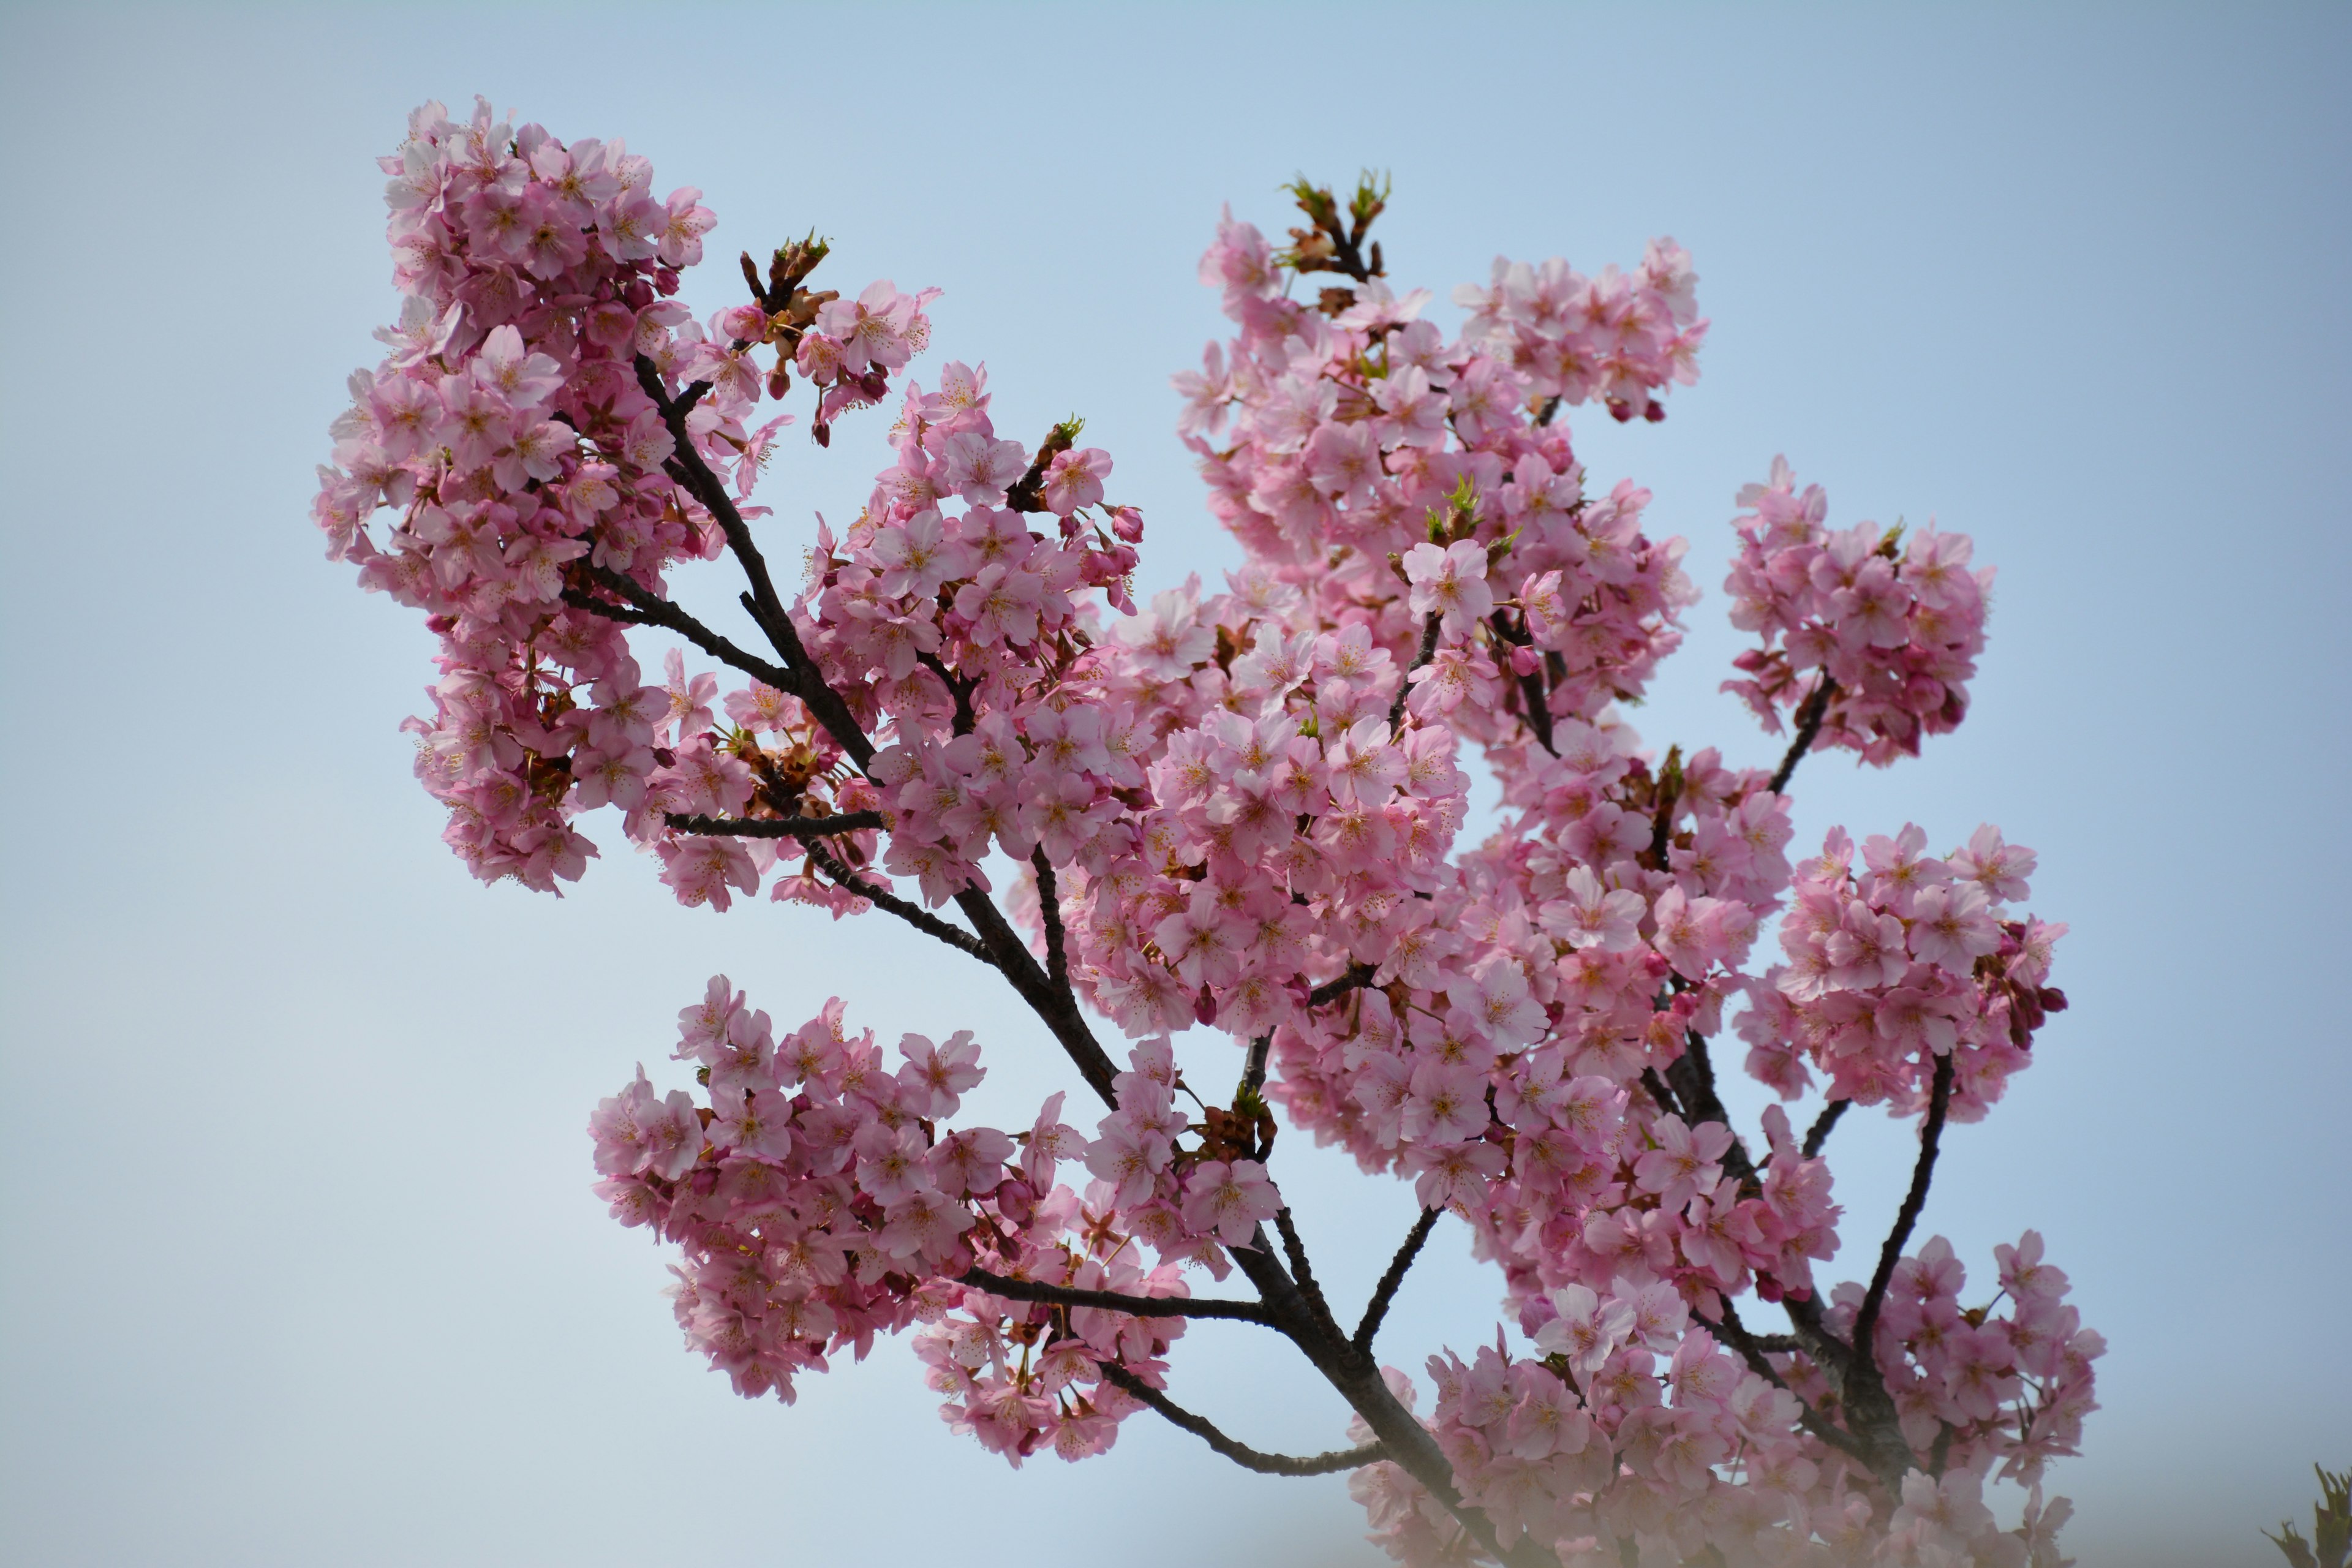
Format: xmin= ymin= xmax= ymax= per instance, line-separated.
xmin=665 ymin=810 xmax=884 ymax=839
xmin=1387 ymin=614 xmax=1442 ymax=731
xmin=1354 ymin=1207 xmax=1439 ymax=1353
xmin=802 ymin=842 xmax=990 ymax=963
xmin=1767 ymin=676 xmax=1838 ymax=796
xmin=1093 ymin=1363 xmax=1384 ymax=1477
xmin=1853 ymin=1052 xmax=1956 ymax=1370
xmin=959 ymin=1267 xmax=1274 ymax=1325
xmin=1801 ymin=1098 xmax=1850 ymax=1159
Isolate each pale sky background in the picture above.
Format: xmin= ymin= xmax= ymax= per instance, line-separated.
xmin=2 ymin=5 xmax=2346 ymax=1566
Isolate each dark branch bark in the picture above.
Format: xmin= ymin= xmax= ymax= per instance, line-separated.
xmin=562 ymin=568 xmax=795 ymax=695
xmin=1852 ymin=1052 xmax=1956 ymax=1378
xmin=959 ymin=1267 xmax=1273 ymax=1325
xmin=631 ymin=355 xmax=877 ymax=771
xmin=802 ymin=842 xmax=990 ymax=963
xmin=1273 ymin=1208 xmax=1344 ymax=1341
xmin=665 ymin=810 xmax=885 ymax=839
xmin=1354 ymin=1207 xmax=1439 ymax=1353
xmin=1093 ymin=1363 xmax=1384 ymax=1477
xmin=1387 ymin=614 xmax=1443 ymax=731
xmin=1030 ymin=850 xmax=1071 ymax=997
xmin=1488 ymin=611 xmax=1556 ymax=756
xmin=1801 ymin=1098 xmax=1850 ymax=1159
xmin=916 ymin=650 xmax=976 ymax=736
xmin=1306 ymin=963 xmax=1377 ymax=1009
xmin=949 ymin=885 xmax=1122 ymax=1108
xmin=1220 ymin=1227 xmax=1549 ymax=1567
xmin=1242 ymin=1034 xmax=1273 ymax=1098
xmin=1766 ymin=676 xmax=1839 ymax=797
xmin=1640 ymin=1067 xmax=1686 ymax=1122
xmin=1702 ymin=1298 xmax=1879 ymax=1469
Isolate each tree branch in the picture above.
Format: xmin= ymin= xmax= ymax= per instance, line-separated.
xmin=950 ymin=886 xmax=1123 ymax=1109
xmin=1030 ymin=849 xmax=1071 ymax=996
xmin=562 ymin=568 xmax=796 ymax=695
xmin=1273 ymin=1207 xmax=1344 ymax=1341
xmin=1766 ymin=676 xmax=1838 ymax=797
xmin=1852 ymin=1052 xmax=1956 ymax=1376
xmin=1489 ymin=610 xmax=1556 ymax=756
xmin=1093 ymin=1363 xmax=1384 ymax=1477
xmin=802 ymin=842 xmax=991 ymax=963
xmin=960 ymin=1267 xmax=1274 ymax=1325
xmin=1387 ymin=614 xmax=1442 ymax=731
xmin=1801 ymin=1098 xmax=1850 ymax=1159
xmin=1354 ymin=1207 xmax=1439 ymax=1353
xmin=1306 ymin=963 xmax=1377 ymax=1009
xmin=1242 ymin=1034 xmax=1273 ymax=1098
xmin=665 ymin=810 xmax=884 ymax=839
xmin=1702 ymin=1298 xmax=1879 ymax=1470
xmin=916 ymin=649 xmax=976 ymax=736
xmin=632 ymin=355 xmax=877 ymax=771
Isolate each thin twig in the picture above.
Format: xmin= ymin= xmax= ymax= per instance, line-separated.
xmin=1273 ymin=1208 xmax=1343 ymax=1340
xmin=959 ymin=1267 xmax=1274 ymax=1325
xmin=1305 ymin=963 xmax=1377 ymax=1009
xmin=1030 ymin=849 xmax=1071 ymax=996
xmin=1702 ymin=1298 xmax=1877 ymax=1469
xmin=1095 ymin=1363 xmax=1385 ymax=1477
xmin=665 ymin=811 xmax=884 ymax=839
xmin=1852 ymin=1052 xmax=1957 ymax=1370
xmin=1387 ymin=614 xmax=1442 ymax=731
xmin=1354 ymin=1207 xmax=1439 ymax=1353
xmin=1766 ymin=676 xmax=1838 ymax=796
xmin=561 ymin=569 xmax=794 ymax=695
xmin=802 ymin=842 xmax=991 ymax=962
xmin=631 ymin=355 xmax=877 ymax=771
xmin=1801 ymin=1098 xmax=1850 ymax=1159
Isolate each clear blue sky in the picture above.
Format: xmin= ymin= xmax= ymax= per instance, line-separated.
xmin=2 ymin=5 xmax=2345 ymax=1566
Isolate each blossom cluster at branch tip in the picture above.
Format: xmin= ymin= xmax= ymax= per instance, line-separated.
xmin=593 ymin=988 xmax=1277 ymax=1461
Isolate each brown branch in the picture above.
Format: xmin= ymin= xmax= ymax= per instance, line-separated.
xmin=1702 ymin=1298 xmax=1879 ymax=1470
xmin=665 ymin=811 xmax=884 ymax=839
xmin=1003 ymin=420 xmax=1079 ymax=514
xmin=1220 ymin=1226 xmax=1548 ymax=1567
xmin=1387 ymin=613 xmax=1442 ymax=731
xmin=1030 ymin=848 xmax=1070 ymax=996
xmin=561 ymin=568 xmax=796 ymax=695
xmin=802 ymin=841 xmax=991 ymax=963
xmin=1488 ymin=611 xmax=1556 ymax=756
xmin=960 ymin=1267 xmax=1273 ymax=1325
xmin=916 ymin=650 xmax=976 ymax=736
xmin=1852 ymin=1052 xmax=1956 ymax=1374
xmin=1766 ymin=676 xmax=1839 ymax=796
xmin=1093 ymin=1363 xmax=1384 ymax=1477
xmin=1241 ymin=1034 xmax=1273 ymax=1098
xmin=631 ymin=354 xmax=876 ymax=771
xmin=1354 ymin=1207 xmax=1439 ymax=1353
xmin=951 ymin=886 xmax=1122 ymax=1109
xmin=1273 ymin=1208 xmax=1343 ymax=1341
xmin=1305 ymin=963 xmax=1376 ymax=1009
xmin=1801 ymin=1098 xmax=1850 ymax=1159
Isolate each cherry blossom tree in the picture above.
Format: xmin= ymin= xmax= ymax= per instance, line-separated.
xmin=315 ymin=98 xmax=2097 ymax=1566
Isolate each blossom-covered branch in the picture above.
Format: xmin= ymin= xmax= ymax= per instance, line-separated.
xmin=320 ymin=109 xmax=2095 ymax=1567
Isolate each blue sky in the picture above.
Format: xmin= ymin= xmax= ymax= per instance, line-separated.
xmin=1 ymin=5 xmax=2345 ymax=1565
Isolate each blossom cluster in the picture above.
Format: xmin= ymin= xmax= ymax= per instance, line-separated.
xmin=320 ymin=107 xmax=2100 ymax=1568
xmin=591 ymin=986 xmax=1281 ymax=1461
xmin=312 ymin=97 xmax=937 ymax=893
xmin=1350 ymin=1229 xmax=2090 ymax=1566
xmin=1739 ymin=823 xmax=2068 ymax=1118
xmin=1722 ymin=456 xmax=1994 ymax=766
